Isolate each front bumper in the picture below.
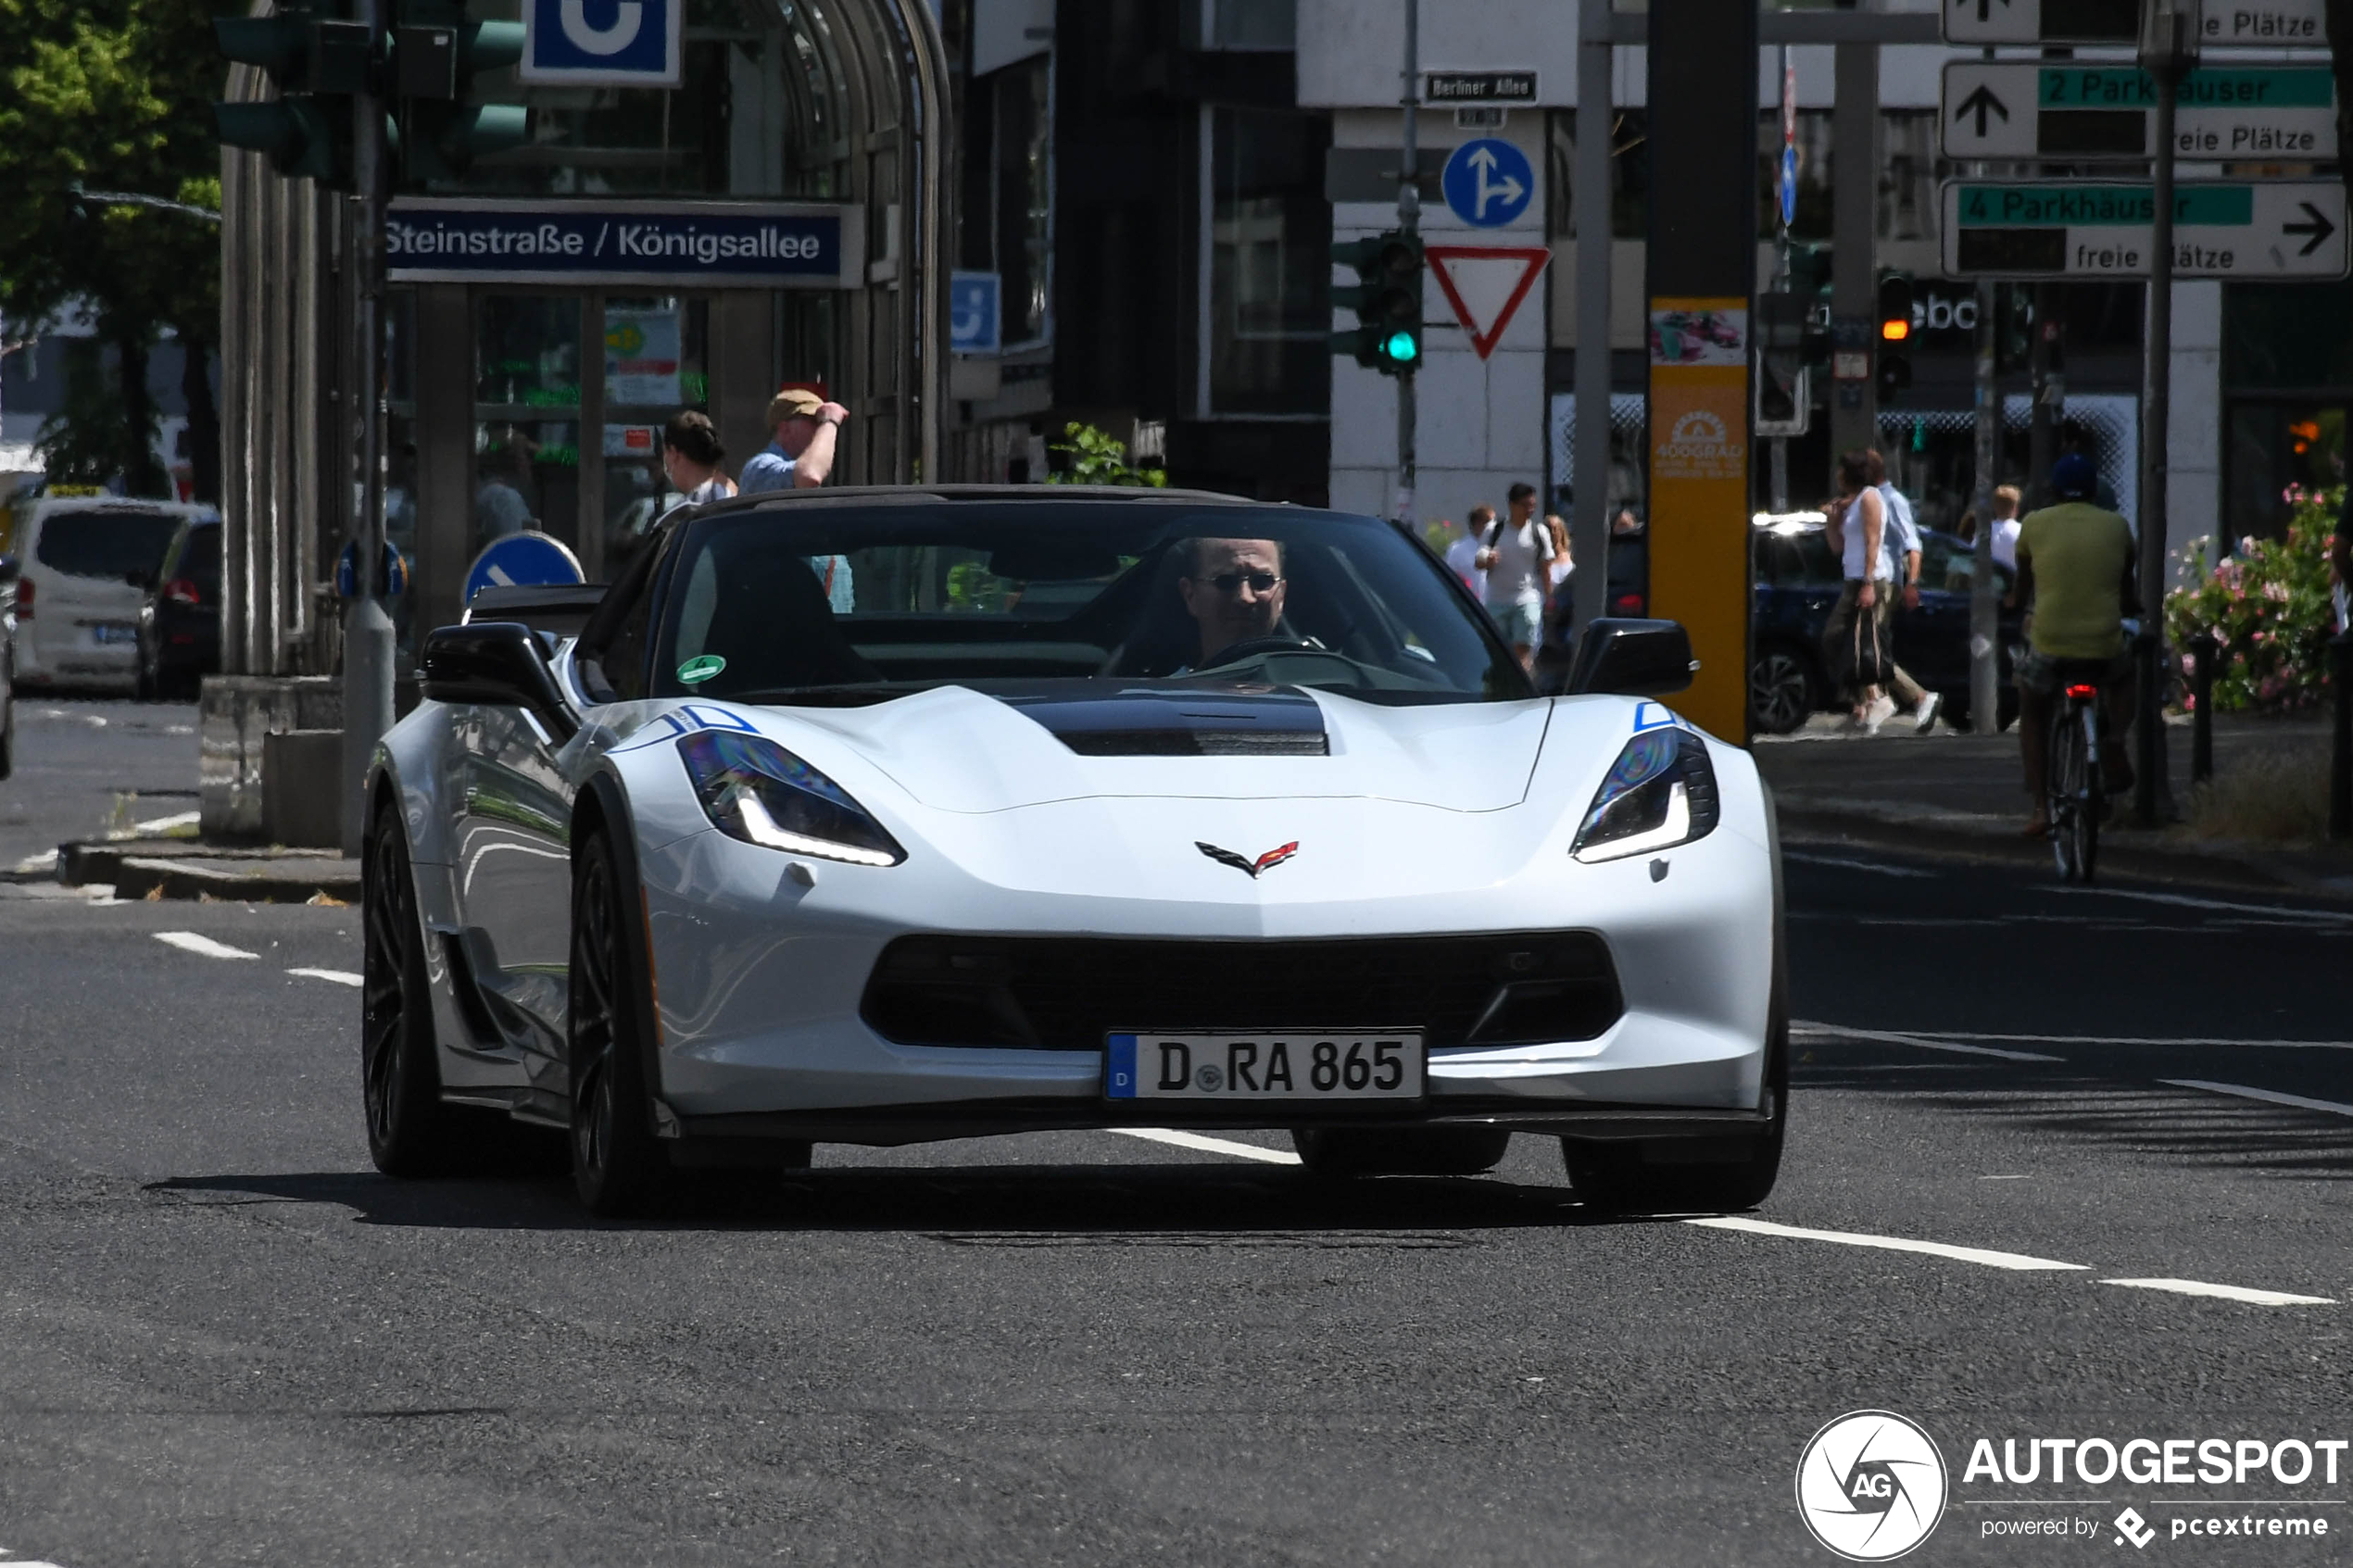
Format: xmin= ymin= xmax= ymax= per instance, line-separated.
xmin=637 ymin=797 xmax=1777 ymax=1143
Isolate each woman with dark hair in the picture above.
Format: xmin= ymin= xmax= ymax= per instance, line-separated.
xmin=661 ymin=410 xmax=736 ymax=507
xmin=1819 ymin=448 xmax=1893 ymax=730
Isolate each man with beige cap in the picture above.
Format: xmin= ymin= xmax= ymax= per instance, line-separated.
xmin=739 ymin=386 xmax=849 ymax=494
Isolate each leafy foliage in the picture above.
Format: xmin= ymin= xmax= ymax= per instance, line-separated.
xmin=1044 ymin=422 xmax=1167 ymax=488
xmin=0 ymin=0 xmax=230 ymax=495
xmin=2164 ymin=486 xmax=2343 ymax=714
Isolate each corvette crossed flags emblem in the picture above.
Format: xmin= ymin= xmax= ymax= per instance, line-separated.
xmin=1196 ymin=841 xmax=1299 ymax=879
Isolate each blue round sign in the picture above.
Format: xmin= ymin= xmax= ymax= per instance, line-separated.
xmin=463 ymin=530 xmax=585 ymax=605
xmin=1441 ymin=138 xmax=1535 ymax=230
xmin=1780 ymin=146 xmax=1800 ymax=227
xmin=334 ymin=539 xmax=409 ymax=599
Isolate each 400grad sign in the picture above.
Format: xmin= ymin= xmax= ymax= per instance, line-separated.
xmin=1645 ymin=295 xmax=1752 ymax=741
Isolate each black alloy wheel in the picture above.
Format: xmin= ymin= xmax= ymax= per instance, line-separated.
xmin=1749 ymin=649 xmax=1815 ymax=735
xmin=568 ymin=831 xmax=672 ymax=1215
xmin=362 ymin=799 xmax=465 ymax=1174
xmin=1291 ymin=1126 xmax=1512 ymax=1177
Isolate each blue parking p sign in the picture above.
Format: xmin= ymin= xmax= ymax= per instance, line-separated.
xmin=521 ymin=0 xmax=681 ymax=87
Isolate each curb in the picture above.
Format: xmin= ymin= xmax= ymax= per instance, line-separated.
xmin=55 ymin=839 xmax=359 ymax=905
xmin=1778 ymin=807 xmax=2353 ymax=902
xmin=110 ymin=857 xmax=359 ymax=905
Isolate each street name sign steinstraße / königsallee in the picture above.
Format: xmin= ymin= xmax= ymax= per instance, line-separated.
xmin=1942 ymin=61 xmax=2337 ymax=160
xmin=1944 ymin=0 xmax=2329 ymax=46
xmin=1941 ymin=180 xmax=2347 ymax=279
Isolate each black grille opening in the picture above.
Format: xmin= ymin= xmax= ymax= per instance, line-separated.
xmin=1058 ymin=729 xmax=1328 ymax=757
xmin=861 ymin=934 xmax=1623 ymax=1051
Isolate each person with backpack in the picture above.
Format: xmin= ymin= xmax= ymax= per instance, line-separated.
xmin=1473 ymin=482 xmax=1554 ymax=672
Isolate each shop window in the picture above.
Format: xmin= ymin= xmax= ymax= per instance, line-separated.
xmin=473 ymin=295 xmax=582 ymax=555
xmin=960 ymin=55 xmax=1052 ymax=349
xmin=1206 ymin=105 xmax=1329 ymax=416
xmin=2227 ymin=404 xmax=2347 ymax=544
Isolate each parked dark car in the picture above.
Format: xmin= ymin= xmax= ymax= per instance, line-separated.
xmin=1751 ymin=518 xmax=2020 ymax=735
xmin=136 ymin=518 xmax=222 ymax=701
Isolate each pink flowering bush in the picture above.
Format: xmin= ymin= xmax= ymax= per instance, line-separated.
xmin=2165 ymin=485 xmax=2341 ymax=714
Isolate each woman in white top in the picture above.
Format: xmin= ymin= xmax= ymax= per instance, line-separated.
xmin=662 ymin=410 xmax=738 ymax=508
xmin=1820 ymin=450 xmax=1892 ymax=729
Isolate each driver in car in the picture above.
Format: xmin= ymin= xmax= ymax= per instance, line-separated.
xmin=1176 ymin=537 xmax=1289 ymax=666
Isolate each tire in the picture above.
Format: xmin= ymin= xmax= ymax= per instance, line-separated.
xmin=2050 ymin=707 xmax=2087 ymax=881
xmin=1561 ymin=936 xmax=1788 ymax=1217
xmin=1291 ymin=1125 xmax=1511 ymax=1177
xmin=1749 ymin=648 xmax=1815 ymax=735
xmin=568 ymin=829 xmax=673 ymax=1215
xmin=361 ymin=797 xmax=472 ymax=1175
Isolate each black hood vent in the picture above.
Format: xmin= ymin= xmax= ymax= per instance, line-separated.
xmin=987 ymin=680 xmax=1329 ymax=758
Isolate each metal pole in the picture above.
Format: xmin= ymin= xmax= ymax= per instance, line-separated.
xmin=2332 ymin=632 xmax=2353 ymax=841
xmin=1969 ymin=277 xmax=2001 ymax=736
xmin=2135 ymin=4 xmax=2193 ymax=830
xmin=340 ymin=0 xmax=396 ymax=855
xmin=1395 ymin=0 xmax=1418 ymax=529
xmin=1770 ymin=44 xmax=1791 ymax=515
xmin=1570 ymin=0 xmax=1612 ymax=631
xmin=1828 ymin=40 xmax=1879 ymax=459
xmin=2027 ymin=282 xmax=2058 ymax=509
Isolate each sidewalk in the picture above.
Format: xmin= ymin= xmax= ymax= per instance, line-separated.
xmin=1755 ymin=710 xmax=2353 ymax=900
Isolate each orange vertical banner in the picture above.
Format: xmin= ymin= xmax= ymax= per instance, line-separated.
xmin=1645 ymin=296 xmax=1754 ymax=744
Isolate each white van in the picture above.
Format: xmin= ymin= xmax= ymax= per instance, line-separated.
xmin=13 ymin=498 xmax=212 ymax=693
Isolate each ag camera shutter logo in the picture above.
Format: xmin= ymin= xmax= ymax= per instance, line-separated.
xmin=1795 ymin=1411 xmax=1950 ymax=1561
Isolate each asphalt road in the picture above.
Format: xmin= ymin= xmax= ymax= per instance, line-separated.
xmin=3 ymin=703 xmax=2350 ymax=1566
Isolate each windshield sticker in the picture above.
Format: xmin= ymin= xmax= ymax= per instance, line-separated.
xmin=677 ymin=654 xmax=726 ymax=685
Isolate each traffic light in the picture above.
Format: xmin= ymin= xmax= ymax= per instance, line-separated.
xmin=212 ymin=7 xmax=375 ymax=190
xmin=1876 ymin=271 xmax=1914 ymax=402
xmin=1330 ymin=231 xmax=1424 ymax=375
xmin=1754 ymin=291 xmax=1811 ymax=437
xmin=390 ymin=1 xmax=529 ymax=184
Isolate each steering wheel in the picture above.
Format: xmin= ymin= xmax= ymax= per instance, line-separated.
xmin=1197 ymin=635 xmax=1318 ymax=669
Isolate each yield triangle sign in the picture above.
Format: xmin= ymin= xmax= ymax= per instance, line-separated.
xmin=1424 ymin=244 xmax=1551 ymax=360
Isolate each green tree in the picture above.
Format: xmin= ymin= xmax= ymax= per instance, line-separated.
xmin=0 ymin=0 xmax=230 ymax=501
xmin=1044 ymin=421 xmax=1168 ymax=487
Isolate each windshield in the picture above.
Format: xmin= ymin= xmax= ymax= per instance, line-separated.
xmin=35 ymin=508 xmax=184 ymax=582
xmin=641 ymin=501 xmax=1528 ymax=706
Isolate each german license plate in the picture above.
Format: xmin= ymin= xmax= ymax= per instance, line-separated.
xmin=1105 ymin=1032 xmax=1424 ymax=1101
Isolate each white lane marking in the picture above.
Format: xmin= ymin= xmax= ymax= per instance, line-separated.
xmin=1781 ymin=851 xmax=1936 ymax=879
xmin=1105 ymin=1128 xmax=1302 ymax=1165
xmin=154 ymin=931 xmax=259 ymax=961
xmin=2041 ymin=884 xmax=2353 ymax=923
xmin=1686 ymin=1214 xmax=2088 ymax=1272
xmin=2158 ymin=1079 xmax=2353 ymax=1119
xmin=132 ymin=809 xmax=200 ymax=833
xmin=1904 ymin=1030 xmax=2353 ymax=1051
xmin=2101 ymin=1278 xmax=2335 ymax=1308
xmin=287 ymin=967 xmax=362 ymax=987
xmin=1793 ymin=1022 xmax=2065 ymax=1062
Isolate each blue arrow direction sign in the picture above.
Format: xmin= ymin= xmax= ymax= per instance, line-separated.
xmin=950 ymin=271 xmax=1000 ymax=354
xmin=1441 ymin=138 xmax=1535 ymax=230
xmin=464 ymin=531 xmax=585 ymax=606
xmin=1779 ymin=145 xmax=1800 ymax=228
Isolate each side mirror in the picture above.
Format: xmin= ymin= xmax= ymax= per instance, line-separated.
xmin=1565 ymin=618 xmax=1697 ymax=696
xmin=421 ymin=621 xmax=580 ymax=744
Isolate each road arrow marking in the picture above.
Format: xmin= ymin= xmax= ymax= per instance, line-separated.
xmin=1954 ymin=82 xmax=2010 ymax=136
xmin=2284 ymin=200 xmax=2336 ymax=256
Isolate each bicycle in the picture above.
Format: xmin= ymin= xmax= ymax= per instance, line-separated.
xmin=2044 ymin=666 xmax=2109 ymax=884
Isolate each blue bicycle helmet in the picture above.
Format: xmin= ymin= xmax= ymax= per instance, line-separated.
xmin=2051 ymin=453 xmax=2098 ymax=501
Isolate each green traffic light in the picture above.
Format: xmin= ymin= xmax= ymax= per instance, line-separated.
xmin=1381 ymin=332 xmax=1419 ymax=365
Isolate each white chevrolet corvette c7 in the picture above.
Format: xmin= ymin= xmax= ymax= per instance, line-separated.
xmin=363 ymin=487 xmax=1785 ymax=1215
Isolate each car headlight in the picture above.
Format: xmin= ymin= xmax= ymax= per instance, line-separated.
xmin=1571 ymin=728 xmax=1720 ymax=863
xmin=677 ymin=731 xmax=906 ymax=867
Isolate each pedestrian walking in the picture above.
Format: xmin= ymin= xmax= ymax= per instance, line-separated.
xmin=1445 ymin=508 xmax=1491 ymax=598
xmin=661 ymin=410 xmax=736 ymax=507
xmin=739 ymin=387 xmax=849 ymax=493
xmin=1474 ymin=482 xmax=1554 ymax=672
xmin=472 ymin=435 xmax=534 ymax=546
xmin=1821 ymin=450 xmax=1894 ymax=731
xmin=1867 ymin=449 xmax=1941 ymax=732
xmin=1989 ymin=483 xmax=2023 ymax=571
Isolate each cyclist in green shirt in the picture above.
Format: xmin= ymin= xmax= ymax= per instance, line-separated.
xmin=2009 ymin=454 xmax=2141 ymax=836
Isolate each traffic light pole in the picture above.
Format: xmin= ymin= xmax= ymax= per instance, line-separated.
xmin=2135 ymin=4 xmax=2194 ymax=831
xmin=341 ymin=0 xmax=396 ymax=856
xmin=1969 ymin=276 xmax=2001 ymax=737
xmin=1394 ymin=0 xmax=1418 ymax=528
